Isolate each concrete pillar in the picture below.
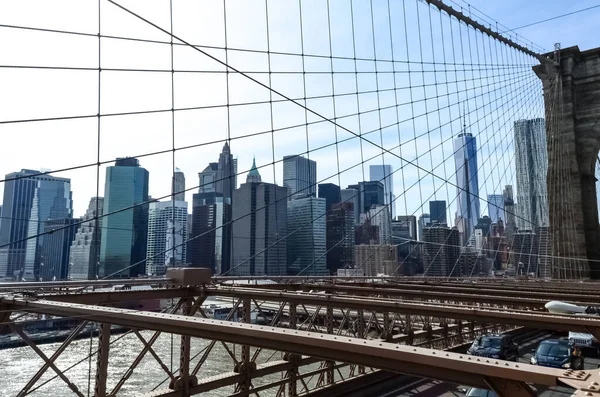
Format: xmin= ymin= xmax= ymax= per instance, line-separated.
xmin=533 ymin=46 xmax=600 ymax=278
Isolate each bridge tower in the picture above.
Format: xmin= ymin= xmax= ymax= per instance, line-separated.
xmin=534 ymin=46 xmax=600 ymax=278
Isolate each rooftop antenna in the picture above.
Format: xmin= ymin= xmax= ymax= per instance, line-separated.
xmin=462 ymin=102 xmax=467 ymax=133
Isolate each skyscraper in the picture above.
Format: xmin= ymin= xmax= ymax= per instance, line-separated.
xmin=24 ymin=175 xmax=73 ymax=280
xmin=429 ymin=200 xmax=447 ymax=225
xmin=287 ymin=195 xmax=328 ymax=276
xmin=189 ymin=192 xmax=231 ymax=274
xmin=503 ymin=185 xmax=517 ymax=243
xmin=422 ymin=224 xmax=461 ymax=277
xmin=392 ymin=215 xmax=417 ymax=242
xmin=341 ymin=188 xmax=360 ymax=224
xmin=69 ymin=197 xmax=104 ymax=280
xmin=283 ymin=155 xmax=317 ymax=199
xmin=215 ymin=142 xmax=237 ymax=202
xmin=417 ymin=213 xmax=430 ymax=241
xmin=40 ymin=218 xmax=80 ymax=281
xmin=326 ymin=202 xmax=355 ymax=274
xmin=172 ymin=168 xmax=186 ymax=202
xmin=361 ymin=205 xmax=391 ymax=245
xmin=318 ymin=183 xmax=341 ymax=213
xmin=347 ymin=181 xmax=385 ymax=217
xmin=487 ymin=194 xmax=505 ymax=222
xmin=514 ymin=118 xmax=548 ymax=229
xmin=369 ymin=164 xmax=395 ymax=218
xmin=454 ymin=132 xmax=480 ymax=243
xmin=146 ymin=200 xmax=188 ymax=276
xmin=198 ymin=163 xmax=218 ymax=193
xmin=99 ymin=157 xmax=150 ymax=278
xmin=231 ymin=161 xmax=287 ymax=276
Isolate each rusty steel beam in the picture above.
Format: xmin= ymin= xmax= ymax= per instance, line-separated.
xmin=0 ymin=277 xmax=171 ymax=291
xmin=0 ymin=298 xmax=588 ymax=391
xmin=39 ymin=287 xmax=198 ymax=305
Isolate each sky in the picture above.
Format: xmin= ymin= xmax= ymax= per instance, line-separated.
xmin=0 ymin=0 xmax=597 ymax=230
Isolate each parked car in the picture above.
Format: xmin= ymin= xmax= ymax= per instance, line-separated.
xmin=467 ymin=334 xmax=519 ymax=361
xmin=461 ymin=388 xmax=498 ymax=397
xmin=530 ymin=339 xmax=584 ymax=369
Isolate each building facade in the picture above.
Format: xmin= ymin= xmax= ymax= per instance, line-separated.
xmin=348 ymin=181 xmax=385 ymax=218
xmin=422 ymin=224 xmax=461 ymax=277
xmin=514 ymin=118 xmax=548 ymax=229
xmin=69 ymin=197 xmax=104 ymax=280
xmin=172 ymin=168 xmax=186 ymax=202
xmin=231 ymin=162 xmax=287 ymax=276
xmin=326 ymin=202 xmax=355 ymax=275
xmin=286 ymin=195 xmax=328 ymax=276
xmin=354 ymin=244 xmax=398 ymax=276
xmin=341 ymin=188 xmax=360 ymax=224
xmin=429 ymin=200 xmax=447 ymax=225
xmin=318 ymin=183 xmax=341 ymax=213
xmin=361 ymin=205 xmax=391 ymax=245
xmin=369 ymin=164 xmax=395 ymax=218
xmin=503 ymin=185 xmax=517 ymax=243
xmin=487 ymin=194 xmax=505 ymax=223
xmin=283 ymin=155 xmax=317 ymax=199
xmin=23 ymin=175 xmax=73 ymax=280
xmin=99 ymin=158 xmax=150 ymax=278
xmin=417 ymin=213 xmax=431 ymax=241
xmin=146 ymin=200 xmax=188 ymax=276
xmin=189 ymin=192 xmax=231 ymax=274
xmin=40 ymin=218 xmax=80 ymax=281
xmin=392 ymin=215 xmax=417 ymax=242
xmin=453 ymin=132 xmax=480 ymax=242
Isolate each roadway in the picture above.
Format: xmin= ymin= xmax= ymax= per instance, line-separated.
xmin=380 ymin=331 xmax=599 ymax=397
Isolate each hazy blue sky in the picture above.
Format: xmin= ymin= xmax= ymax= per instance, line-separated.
xmin=0 ymin=0 xmax=595 ymax=229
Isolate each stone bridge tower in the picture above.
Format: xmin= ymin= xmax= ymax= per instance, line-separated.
xmin=533 ymin=46 xmax=600 ymax=278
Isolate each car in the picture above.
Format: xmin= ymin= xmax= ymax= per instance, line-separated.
xmin=467 ymin=334 xmax=519 ymax=361
xmin=462 ymin=388 xmax=498 ymax=397
xmin=530 ymin=339 xmax=584 ymax=369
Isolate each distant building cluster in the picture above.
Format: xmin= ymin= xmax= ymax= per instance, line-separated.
xmin=0 ymin=117 xmax=550 ymax=280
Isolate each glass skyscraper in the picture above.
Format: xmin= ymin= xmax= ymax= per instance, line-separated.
xmin=287 ymin=195 xmax=328 ymax=276
xmin=0 ymin=169 xmax=72 ymax=280
xmin=369 ymin=164 xmax=395 ymax=218
xmin=429 ymin=200 xmax=447 ymax=225
xmin=453 ymin=132 xmax=480 ymax=242
xmin=487 ymin=194 xmax=505 ymax=223
xmin=146 ymin=200 xmax=188 ymax=276
xmin=99 ymin=158 xmax=149 ymax=278
xmin=514 ymin=118 xmax=548 ymax=229
xmin=283 ymin=155 xmax=317 ymax=199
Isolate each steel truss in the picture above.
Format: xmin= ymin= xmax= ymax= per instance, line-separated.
xmin=2 ymin=274 xmax=600 ymax=396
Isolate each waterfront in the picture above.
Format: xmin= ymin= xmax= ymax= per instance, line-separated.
xmin=0 ymin=329 xmax=302 ymax=396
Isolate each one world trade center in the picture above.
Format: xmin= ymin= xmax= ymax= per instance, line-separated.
xmin=454 ymin=131 xmax=480 ymax=244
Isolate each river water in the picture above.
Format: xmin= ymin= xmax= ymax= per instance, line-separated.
xmin=0 ymin=329 xmax=319 ymax=396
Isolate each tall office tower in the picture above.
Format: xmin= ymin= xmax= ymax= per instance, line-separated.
xmin=535 ymin=226 xmax=552 ymax=278
xmin=361 ymin=205 xmax=391 ymax=245
xmin=23 ymin=175 xmax=73 ymax=280
xmin=146 ymin=200 xmax=188 ymax=276
xmin=40 ymin=218 xmax=80 ymax=281
xmin=503 ymin=185 xmax=517 ymax=243
xmin=99 ymin=157 xmax=150 ymax=278
xmin=189 ymin=192 xmax=231 ymax=274
xmin=326 ymin=202 xmax=355 ymax=274
xmin=511 ymin=229 xmax=537 ymax=275
xmin=231 ymin=161 xmax=287 ymax=276
xmin=347 ymin=181 xmax=385 ymax=218
xmin=341 ymin=188 xmax=360 ymax=224
xmin=487 ymin=194 xmax=505 ymax=223
xmin=454 ymin=131 xmax=480 ymax=242
xmin=215 ymin=142 xmax=236 ymax=202
xmin=392 ymin=215 xmax=417 ymax=242
xmin=417 ymin=213 xmax=431 ymax=241
xmin=422 ymin=225 xmax=461 ymax=277
xmin=318 ymin=183 xmax=341 ymax=213
xmin=354 ymin=244 xmax=398 ymax=276
xmin=186 ymin=213 xmax=193 ymax=265
xmin=172 ymin=168 xmax=186 ymax=202
xmin=429 ymin=200 xmax=447 ymax=225
xmin=514 ymin=118 xmax=548 ymax=229
xmin=0 ymin=170 xmax=43 ymax=279
xmin=369 ymin=164 xmax=395 ymax=218
xmin=283 ymin=155 xmax=317 ymax=199
xmin=287 ymin=195 xmax=328 ymax=276
xmin=198 ymin=163 xmax=218 ymax=193
xmin=70 ymin=197 xmax=104 ymax=280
